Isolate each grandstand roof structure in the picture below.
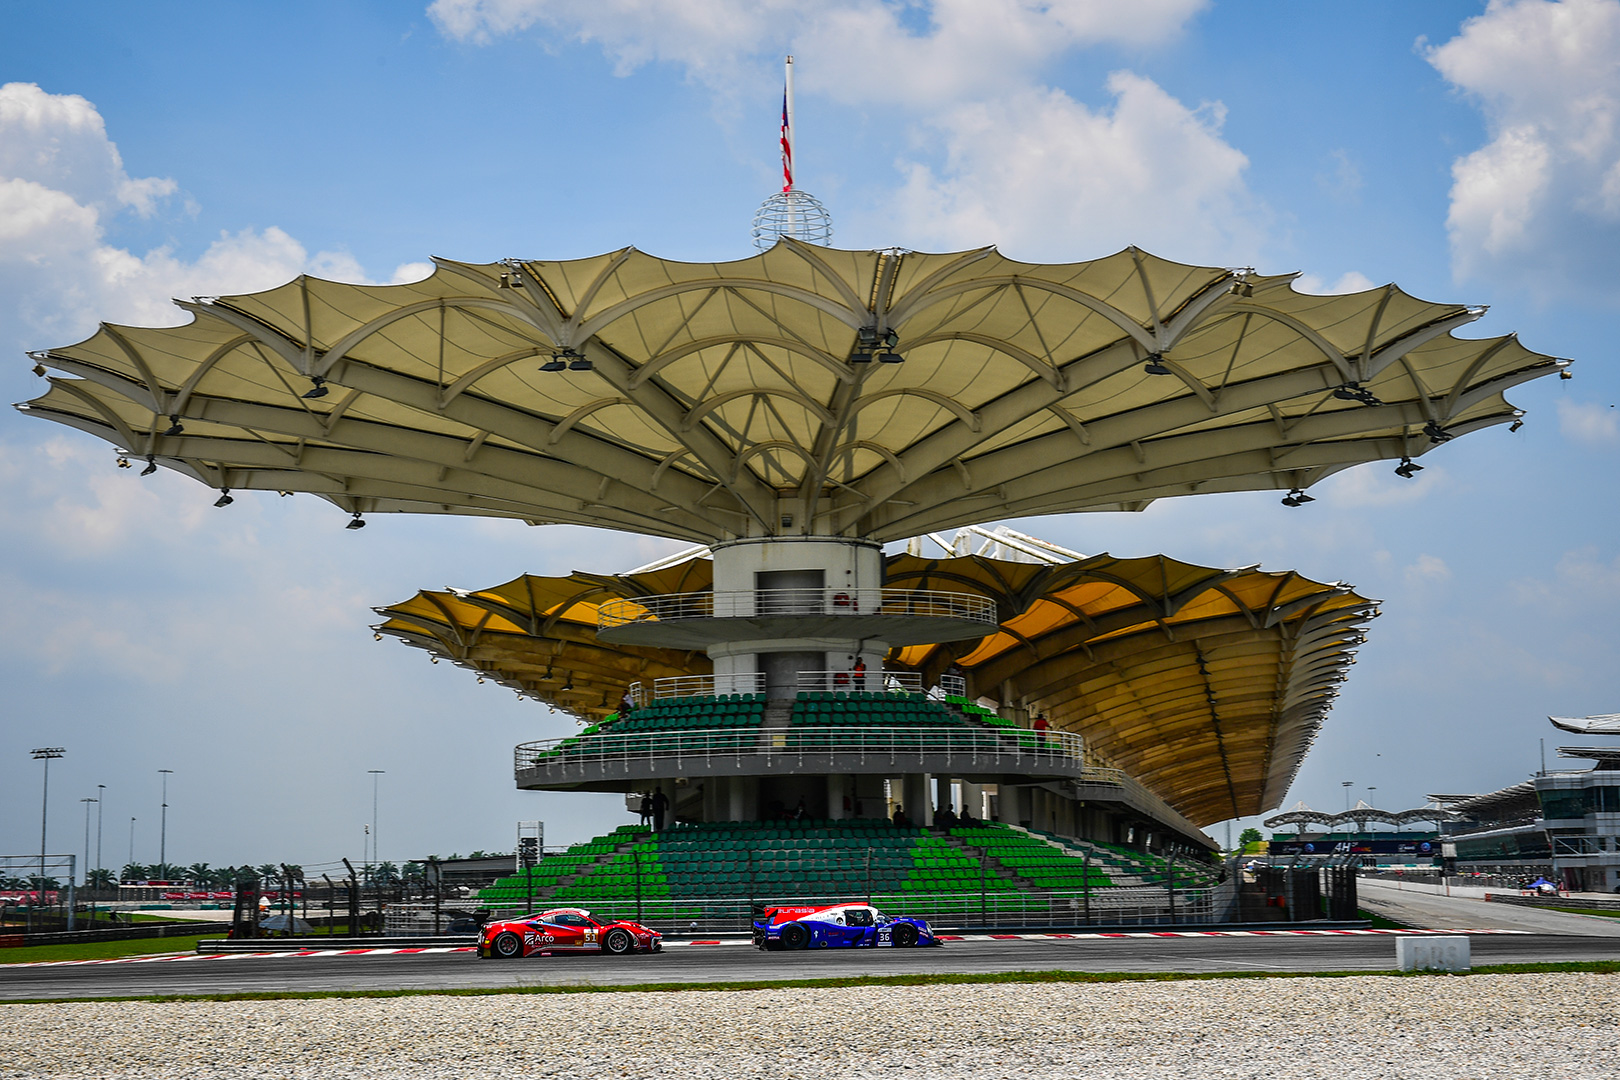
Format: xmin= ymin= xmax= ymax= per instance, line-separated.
xmin=375 ymin=550 xmax=1376 ymax=826
xmin=1262 ymin=801 xmax=1452 ymax=830
xmin=18 ymin=243 xmax=1563 ymax=541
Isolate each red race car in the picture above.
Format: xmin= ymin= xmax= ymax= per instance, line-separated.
xmin=479 ymin=907 xmax=663 ymax=959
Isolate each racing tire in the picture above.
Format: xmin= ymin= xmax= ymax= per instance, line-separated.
xmin=603 ymin=928 xmax=635 ymax=956
xmin=489 ymin=931 xmax=523 ymax=959
xmin=891 ymin=923 xmax=919 ymax=948
xmin=780 ymin=922 xmax=811 ymax=950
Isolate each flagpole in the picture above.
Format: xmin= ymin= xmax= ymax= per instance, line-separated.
xmin=784 ymin=55 xmax=797 ymax=236
xmin=785 ymin=55 xmax=796 ymax=192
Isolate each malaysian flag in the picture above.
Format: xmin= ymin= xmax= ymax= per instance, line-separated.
xmin=780 ymin=91 xmax=793 ymax=192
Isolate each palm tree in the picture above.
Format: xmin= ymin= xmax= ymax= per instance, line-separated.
xmin=255 ymin=863 xmax=279 ymax=882
xmin=187 ymin=863 xmax=211 ymax=886
xmin=373 ymin=861 xmax=399 ymax=885
xmin=401 ymin=861 xmax=425 ymax=884
xmin=120 ymin=862 xmax=147 ymax=882
xmin=86 ymin=868 xmax=117 ymax=890
xmin=26 ymin=874 xmax=61 ymax=891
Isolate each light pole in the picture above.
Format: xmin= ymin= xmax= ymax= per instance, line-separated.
xmin=96 ymin=785 xmax=105 ymax=881
xmin=32 ymin=748 xmax=64 ymax=887
xmin=1341 ymin=780 xmax=1354 ymax=813
xmin=368 ymin=770 xmax=385 ymax=875
xmin=81 ymin=798 xmax=97 ymax=885
xmin=128 ymin=817 xmax=136 ymax=868
xmin=158 ymin=769 xmax=173 ymax=877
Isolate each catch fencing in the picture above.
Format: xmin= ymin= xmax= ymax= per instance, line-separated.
xmin=483 ymin=884 xmax=1229 ymax=935
xmin=0 ymin=854 xmax=78 ymax=937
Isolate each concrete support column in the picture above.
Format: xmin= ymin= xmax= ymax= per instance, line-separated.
xmin=960 ymin=781 xmax=984 ymax=820
xmin=999 ymin=781 xmax=1027 ymax=826
xmin=728 ymin=777 xmax=747 ymax=822
xmin=902 ymin=774 xmax=933 ymax=826
xmin=826 ymin=774 xmax=849 ymax=820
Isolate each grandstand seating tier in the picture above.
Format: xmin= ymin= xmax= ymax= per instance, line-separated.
xmin=476 ymin=820 xmax=1211 ymax=911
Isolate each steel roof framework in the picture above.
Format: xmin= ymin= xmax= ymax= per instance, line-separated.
xmin=19 ymin=244 xmax=1563 ymax=542
xmin=374 ymin=552 xmax=1374 ymax=826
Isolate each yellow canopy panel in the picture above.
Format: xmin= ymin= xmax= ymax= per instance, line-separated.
xmin=19 ymin=244 xmax=1563 ymax=543
xmin=376 ymin=551 xmax=1374 ymax=826
xmin=888 ymin=553 xmax=1374 ymax=825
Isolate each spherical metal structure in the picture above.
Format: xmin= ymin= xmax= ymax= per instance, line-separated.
xmin=751 ymin=189 xmax=832 ymax=250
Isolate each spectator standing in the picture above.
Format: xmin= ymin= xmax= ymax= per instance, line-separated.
xmin=650 ymin=787 xmax=670 ymax=831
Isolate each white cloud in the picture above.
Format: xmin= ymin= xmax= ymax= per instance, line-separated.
xmin=1316 ymin=148 xmax=1363 ymax=203
xmin=0 ymin=82 xmax=378 ymax=346
xmin=1426 ymin=0 xmax=1620 ymax=301
xmin=1318 ymin=458 xmax=1440 ymax=507
xmin=1556 ymin=399 xmax=1620 ymax=445
xmin=430 ymin=0 xmax=1207 ymax=100
xmin=1510 ymin=546 xmax=1620 ymax=613
xmin=889 ymin=75 xmax=1260 ymax=261
xmin=0 ymin=83 xmax=177 ymax=216
xmin=427 ymin=2 xmax=1252 ymax=260
xmin=1293 ymin=270 xmax=1377 ymax=295
xmin=1404 ymin=553 xmax=1452 ymax=586
xmin=390 ymin=260 xmax=436 ymax=284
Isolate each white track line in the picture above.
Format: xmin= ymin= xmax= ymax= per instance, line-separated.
xmin=2 ymin=927 xmax=1530 ymax=968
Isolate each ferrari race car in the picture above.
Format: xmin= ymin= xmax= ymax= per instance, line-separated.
xmin=480 ymin=907 xmax=663 ymax=959
xmin=752 ymin=902 xmax=940 ymax=950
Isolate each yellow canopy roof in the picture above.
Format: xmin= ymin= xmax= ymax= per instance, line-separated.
xmin=377 ymin=552 xmax=1374 ymax=826
xmin=375 ymin=561 xmax=715 ymax=718
xmin=888 ymin=553 xmax=1374 ymax=825
xmin=20 ymin=244 xmax=1561 ymax=542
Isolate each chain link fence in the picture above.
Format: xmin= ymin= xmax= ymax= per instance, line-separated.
xmin=0 ymin=854 xmax=78 ymax=936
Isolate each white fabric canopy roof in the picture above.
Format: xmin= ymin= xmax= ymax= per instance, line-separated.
xmin=19 ymin=242 xmax=1563 ymax=542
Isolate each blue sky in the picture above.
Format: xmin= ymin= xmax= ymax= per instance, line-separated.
xmin=3 ymin=0 xmax=1619 ymax=871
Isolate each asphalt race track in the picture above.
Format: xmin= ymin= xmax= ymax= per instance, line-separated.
xmin=4 ymin=934 xmax=1619 ymax=1001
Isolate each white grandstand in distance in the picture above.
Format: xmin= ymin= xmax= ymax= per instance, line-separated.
xmin=1549 ymin=714 xmax=1620 ymax=735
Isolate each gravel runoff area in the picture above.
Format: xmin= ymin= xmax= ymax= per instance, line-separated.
xmin=1 ymin=974 xmax=1616 ymax=1079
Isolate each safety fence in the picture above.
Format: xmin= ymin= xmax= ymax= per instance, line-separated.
xmin=0 ymin=854 xmax=78 ymax=936
xmin=483 ymin=885 xmax=1227 ymax=935
xmin=517 ymin=724 xmax=1086 ymax=776
xmin=599 ymin=588 xmax=997 ymax=629
xmin=796 ymin=670 xmax=925 ymax=694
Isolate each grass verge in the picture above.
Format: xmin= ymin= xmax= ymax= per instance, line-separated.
xmin=1356 ymin=909 xmax=1414 ymax=931
xmin=1547 ymin=906 xmax=1620 ymax=920
xmin=4 ymin=961 xmax=1616 ymax=1006
xmin=0 ymin=933 xmax=227 ymax=965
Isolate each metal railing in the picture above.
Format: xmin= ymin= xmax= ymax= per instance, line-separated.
xmin=598 ymin=588 xmax=998 ymax=629
xmin=937 ymin=673 xmax=968 ymax=698
xmin=1551 ymin=835 xmax=1617 ymax=856
xmin=517 ymin=724 xmax=1085 ymax=775
xmin=627 ymin=673 xmax=768 ymax=706
xmin=795 ymin=670 xmax=924 ymax=694
xmin=482 ymin=885 xmax=1219 ymax=934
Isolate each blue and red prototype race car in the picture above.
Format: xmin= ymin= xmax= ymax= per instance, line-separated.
xmin=752 ymin=902 xmax=940 ymax=950
xmin=479 ymin=907 xmax=662 ymax=959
